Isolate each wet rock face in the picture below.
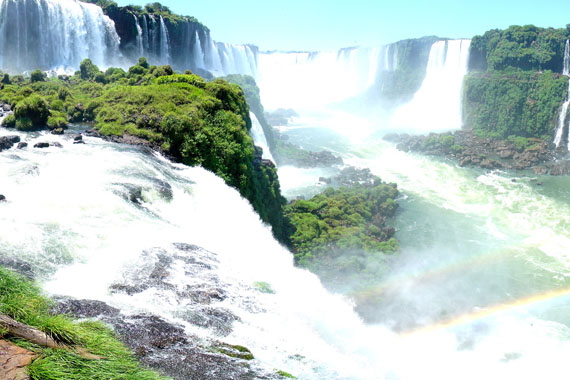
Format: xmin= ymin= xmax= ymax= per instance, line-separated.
xmin=0 ymin=135 xmax=20 ymax=151
xmin=549 ymin=160 xmax=570 ymax=175
xmin=0 ymin=257 xmax=34 ymax=279
xmin=109 ymin=244 xmax=241 ymax=335
xmin=389 ymin=131 xmax=556 ymax=172
xmin=54 ymin=243 xmax=277 ymax=380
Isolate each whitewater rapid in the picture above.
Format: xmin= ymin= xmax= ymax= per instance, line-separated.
xmin=2 ymin=115 xmax=570 ymax=380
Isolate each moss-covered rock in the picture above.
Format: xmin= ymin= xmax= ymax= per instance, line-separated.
xmin=284 ymin=173 xmax=399 ymax=267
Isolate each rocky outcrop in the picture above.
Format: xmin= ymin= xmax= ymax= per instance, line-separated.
xmin=0 ymin=135 xmax=20 ymax=151
xmin=0 ymin=339 xmax=36 ymax=380
xmin=53 ymin=243 xmax=279 ymax=380
xmin=387 ymin=130 xmax=562 ymax=174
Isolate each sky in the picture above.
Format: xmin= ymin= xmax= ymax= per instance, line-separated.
xmin=115 ymin=0 xmax=570 ymax=51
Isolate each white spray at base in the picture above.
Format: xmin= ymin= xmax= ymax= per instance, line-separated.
xmin=249 ymin=112 xmax=274 ymax=161
xmin=391 ymin=39 xmax=471 ymax=133
xmin=2 ymin=129 xmax=570 ymax=379
xmin=256 ymin=45 xmax=395 ymax=110
xmin=554 ymin=39 xmax=570 ymax=149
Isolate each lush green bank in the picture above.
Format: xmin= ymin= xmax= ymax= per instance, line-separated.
xmin=0 ymin=267 xmax=166 ymax=380
xmin=0 ymin=59 xmax=288 ymax=242
xmin=464 ymin=25 xmax=570 ymax=142
xmin=463 ymin=71 xmax=568 ymax=139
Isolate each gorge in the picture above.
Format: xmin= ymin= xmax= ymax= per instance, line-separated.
xmin=1 ymin=1 xmax=570 ymax=380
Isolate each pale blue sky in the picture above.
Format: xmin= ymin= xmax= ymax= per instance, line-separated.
xmin=115 ymin=0 xmax=570 ymax=51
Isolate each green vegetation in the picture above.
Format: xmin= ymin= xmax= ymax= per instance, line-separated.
xmin=421 ymin=134 xmax=455 ymax=150
xmin=464 ymin=25 xmax=570 ymax=141
xmin=0 ymin=266 xmax=166 ymax=380
xmin=276 ymin=370 xmax=297 ymax=379
xmin=253 ymin=281 xmax=275 ymax=294
xmin=463 ymin=71 xmax=568 ymax=139
xmin=13 ymin=94 xmax=50 ymax=130
xmin=284 ymin=180 xmax=399 ymax=267
xmin=0 ymin=59 xmax=287 ymax=243
xmin=222 ymin=74 xmax=276 ymax=151
xmin=212 ymin=343 xmax=254 ymax=361
xmin=469 ymin=25 xmax=570 ymax=72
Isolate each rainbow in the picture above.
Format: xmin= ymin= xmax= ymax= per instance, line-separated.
xmin=401 ymin=286 xmax=570 ymax=337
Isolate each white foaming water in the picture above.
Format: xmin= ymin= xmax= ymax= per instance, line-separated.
xmin=158 ymin=16 xmax=171 ymax=65
xmin=391 ymin=39 xmax=471 ymax=133
xmin=0 ymin=0 xmax=120 ymax=72
xmin=249 ymin=112 xmax=274 ymax=161
xmin=133 ymin=14 xmax=144 ymax=59
xmin=2 ymin=130 xmax=570 ymax=379
xmin=554 ymin=40 xmax=570 ymax=149
xmin=256 ymin=45 xmax=393 ymax=110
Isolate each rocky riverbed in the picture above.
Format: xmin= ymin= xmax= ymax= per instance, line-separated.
xmin=385 ymin=130 xmax=570 ymax=175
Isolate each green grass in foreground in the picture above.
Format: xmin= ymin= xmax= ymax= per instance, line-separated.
xmin=0 ymin=266 xmax=166 ymax=380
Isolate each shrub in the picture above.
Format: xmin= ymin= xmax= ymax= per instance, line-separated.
xmin=14 ymin=94 xmax=49 ymax=126
xmin=30 ymin=69 xmax=46 ymax=83
xmin=15 ymin=117 xmax=33 ymax=130
xmin=79 ymin=58 xmax=101 ymax=80
xmin=1 ymin=114 xmax=16 ymax=128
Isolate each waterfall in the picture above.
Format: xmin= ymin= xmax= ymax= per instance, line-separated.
xmin=0 ymin=0 xmax=120 ymax=73
xmin=133 ymin=14 xmax=144 ymax=59
xmin=193 ymin=31 xmax=205 ymax=69
xmin=186 ymin=30 xmax=258 ymax=77
xmin=141 ymin=14 xmax=149 ymax=53
xmin=255 ymin=46 xmax=393 ymax=110
xmin=390 ymin=39 xmax=471 ymax=133
xmin=159 ymin=15 xmax=171 ymax=65
xmin=554 ymin=39 xmax=570 ymax=149
xmin=249 ymin=112 xmax=274 ymax=161
xmin=0 ymin=129 xmax=394 ymax=380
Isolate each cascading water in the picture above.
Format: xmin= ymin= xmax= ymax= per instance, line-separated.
xmin=141 ymin=14 xmax=150 ymax=53
xmin=159 ymin=15 xmax=171 ymax=65
xmin=256 ymin=44 xmax=395 ymax=110
xmin=133 ymin=14 xmax=144 ymax=59
xmin=553 ymin=39 xmax=570 ymax=149
xmin=0 ymin=0 xmax=120 ymax=73
xmin=3 ymin=112 xmax=570 ymax=380
xmin=390 ymin=39 xmax=471 ymax=133
xmin=249 ymin=112 xmax=274 ymax=161
xmin=193 ymin=31 xmax=206 ymax=69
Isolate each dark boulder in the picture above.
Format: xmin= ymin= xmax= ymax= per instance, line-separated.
xmin=0 ymin=135 xmax=20 ymax=151
xmin=33 ymin=142 xmax=50 ymax=148
xmin=549 ymin=160 xmax=570 ymax=176
xmin=17 ymin=142 xmax=27 ymax=149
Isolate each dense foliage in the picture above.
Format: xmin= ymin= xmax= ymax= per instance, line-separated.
xmin=222 ymin=74 xmax=276 ymax=151
xmin=0 ymin=59 xmax=287 ymax=242
xmin=0 ymin=266 xmax=166 ymax=380
xmin=463 ymin=71 xmax=568 ymax=139
xmin=284 ymin=180 xmax=399 ymax=267
xmin=469 ymin=25 xmax=570 ymax=72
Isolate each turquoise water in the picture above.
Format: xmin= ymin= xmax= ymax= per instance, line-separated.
xmin=277 ymin=113 xmax=570 ymax=334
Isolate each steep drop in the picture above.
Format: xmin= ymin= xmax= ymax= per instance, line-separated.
xmin=0 ymin=0 xmax=120 ymax=72
xmin=391 ymin=39 xmax=471 ymax=133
